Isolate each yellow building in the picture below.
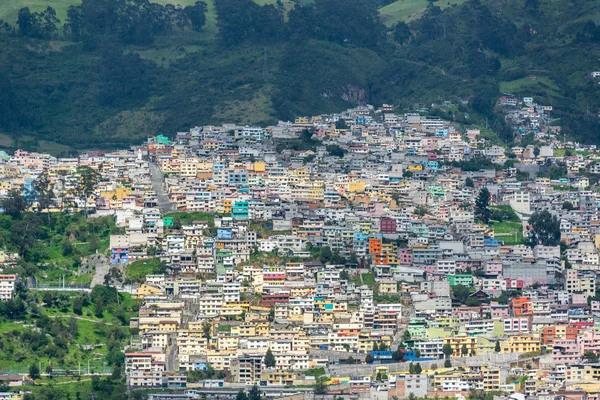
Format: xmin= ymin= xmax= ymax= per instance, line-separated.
xmin=135 ymin=284 xmax=162 ymax=299
xmin=444 ymin=336 xmax=478 ymax=357
xmin=501 ymin=335 xmax=540 ymax=354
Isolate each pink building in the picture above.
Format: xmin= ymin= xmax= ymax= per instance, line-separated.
xmin=485 ymin=261 xmax=503 ymax=275
xmin=398 ymin=249 xmax=413 ymax=265
xmin=578 ymin=330 xmax=600 ymax=354
xmin=506 ymin=279 xmax=524 ymax=289
xmin=552 ymin=339 xmax=581 ymax=364
xmin=571 ymin=293 xmax=588 ymax=306
xmin=490 ymin=303 xmax=510 ymax=320
xmin=592 ymin=300 xmax=600 ymax=313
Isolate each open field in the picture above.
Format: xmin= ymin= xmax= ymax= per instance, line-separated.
xmin=378 ymin=0 xmax=467 ymax=26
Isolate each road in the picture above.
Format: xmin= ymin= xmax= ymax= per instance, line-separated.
xmin=167 ymin=340 xmax=178 ymax=371
xmin=150 ymin=162 xmax=176 ymax=213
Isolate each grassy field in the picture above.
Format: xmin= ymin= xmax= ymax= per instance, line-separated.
xmin=378 ymin=0 xmax=467 ymax=26
xmin=125 ymin=258 xmax=163 ymax=283
xmin=492 ymin=221 xmax=523 ymax=245
xmin=499 ymin=76 xmax=560 ymax=96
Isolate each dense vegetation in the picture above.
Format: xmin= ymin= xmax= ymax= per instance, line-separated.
xmin=1 ymin=0 xmax=600 ymax=153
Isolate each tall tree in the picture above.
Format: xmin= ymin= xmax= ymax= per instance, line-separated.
xmin=32 ymin=171 xmax=54 ymax=221
xmin=29 ymin=364 xmax=40 ymax=380
xmin=63 ymin=5 xmax=83 ymax=40
xmin=529 ymin=210 xmax=560 ymax=246
xmin=10 ymin=215 xmax=42 ymax=258
xmin=393 ymin=21 xmax=412 ymax=44
xmin=202 ymin=320 xmax=212 ymax=348
xmin=248 ymin=384 xmax=261 ymax=400
xmin=1 ymin=189 xmax=28 ymax=219
xmin=442 ymin=343 xmax=453 ymax=358
xmin=74 ymin=166 xmax=100 ymax=217
xmin=184 ymin=1 xmax=208 ymax=31
xmin=475 ymin=187 xmax=491 ymax=224
xmin=461 ymin=344 xmax=468 ymax=356
xmin=236 ymin=390 xmax=248 ymax=400
xmin=264 ymin=348 xmax=276 ymax=368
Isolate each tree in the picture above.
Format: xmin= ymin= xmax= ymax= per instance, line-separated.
xmin=529 ymin=210 xmax=561 ymax=246
xmin=461 ymin=344 xmax=468 ymax=356
xmin=393 ymin=21 xmax=412 ymax=44
xmin=73 ymin=296 xmax=82 ymax=316
xmin=562 ymin=201 xmax=574 ymax=211
xmin=584 ymin=351 xmax=599 ymax=363
xmin=495 ymin=341 xmax=501 ymax=353
xmin=415 ymin=363 xmax=422 ymax=374
xmin=465 ymin=177 xmax=474 ymax=187
xmin=74 ymin=166 xmax=100 ymax=217
xmin=452 ymin=285 xmax=471 ymax=304
xmin=10 ymin=215 xmax=43 ymax=258
xmin=184 ymin=1 xmax=208 ymax=31
xmin=264 ymin=348 xmax=276 ymax=368
xmin=392 ymin=348 xmax=404 ymax=362
xmin=475 ymin=187 xmax=491 ymax=224
xmin=32 ymin=171 xmax=54 ymax=220
xmin=365 ymin=354 xmax=374 ymax=364
xmin=29 ymin=363 xmax=40 ymax=379
xmin=63 ymin=5 xmax=83 ymax=40
xmin=335 ymin=119 xmax=348 ymax=129
xmin=326 ymin=145 xmax=346 ymax=157
xmin=444 ymin=359 xmax=452 ymax=368
xmin=1 ymin=189 xmax=28 ymax=219
xmin=103 ymin=267 xmax=123 ymax=297
xmin=94 ymin=298 xmax=104 ymax=318
xmin=236 ymin=390 xmax=248 ymax=400
xmin=202 ymin=320 xmax=212 ymax=347
xmin=248 ymin=384 xmax=261 ymax=400
xmin=533 ymin=147 xmax=540 ymax=157
xmin=314 ymin=378 xmax=327 ymax=395
xmin=408 ymin=362 xmax=415 ymax=374
xmin=442 ymin=343 xmax=453 ymax=358
xmin=17 ymin=6 xmax=59 ymax=39
xmin=402 ymin=330 xmax=411 ymax=342
xmin=373 ymin=342 xmax=379 ymax=351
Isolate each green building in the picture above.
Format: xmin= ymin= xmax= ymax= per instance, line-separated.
xmin=446 ymin=274 xmax=474 ymax=287
xmin=163 ymin=216 xmax=174 ymax=227
xmin=232 ymin=201 xmax=249 ymax=220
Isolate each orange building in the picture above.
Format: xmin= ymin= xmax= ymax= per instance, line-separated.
xmin=541 ymin=325 xmax=579 ymax=345
xmin=511 ymin=297 xmax=532 ymax=316
xmin=369 ymin=237 xmax=382 ymax=255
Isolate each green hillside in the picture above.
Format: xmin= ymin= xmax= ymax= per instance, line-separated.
xmin=1 ymin=0 xmax=600 ymax=154
xmin=379 ymin=0 xmax=467 ymax=26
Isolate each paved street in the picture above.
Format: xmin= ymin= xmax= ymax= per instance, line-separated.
xmin=150 ymin=162 xmax=176 ymax=213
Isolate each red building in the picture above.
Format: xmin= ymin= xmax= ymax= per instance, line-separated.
xmin=380 ymin=218 xmax=397 ymax=234
xmin=261 ymin=292 xmax=290 ymax=307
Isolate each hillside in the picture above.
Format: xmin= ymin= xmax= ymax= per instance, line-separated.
xmin=0 ymin=0 xmax=600 ymax=153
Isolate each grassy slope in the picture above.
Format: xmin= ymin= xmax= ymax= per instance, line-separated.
xmin=379 ymin=0 xmax=468 ymax=26
xmin=126 ymin=258 xmax=162 ymax=283
xmin=0 ymin=292 xmax=136 ymax=374
xmin=1 ymin=0 xmax=600 ymax=152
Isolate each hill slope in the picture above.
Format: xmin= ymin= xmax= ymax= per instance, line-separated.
xmin=0 ymin=0 xmax=600 ymax=153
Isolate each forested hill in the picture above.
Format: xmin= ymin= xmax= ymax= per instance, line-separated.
xmin=1 ymin=0 xmax=600 ymax=153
